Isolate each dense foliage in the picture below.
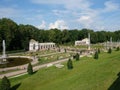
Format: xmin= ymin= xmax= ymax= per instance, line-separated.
xmin=0 ymin=18 xmax=120 ymax=51
xmin=0 ymin=76 xmax=11 ymax=90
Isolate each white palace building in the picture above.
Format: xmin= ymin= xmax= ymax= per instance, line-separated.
xmin=75 ymin=38 xmax=90 ymax=46
xmin=29 ymin=39 xmax=56 ymax=51
xmin=75 ymin=33 xmax=91 ymax=50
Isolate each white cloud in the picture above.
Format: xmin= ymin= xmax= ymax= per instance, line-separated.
xmin=77 ymin=15 xmax=93 ymax=28
xmin=103 ymin=1 xmax=119 ymax=12
xmin=49 ymin=20 xmax=69 ymax=30
xmin=78 ymin=16 xmax=91 ymax=22
xmin=37 ymin=20 xmax=46 ymax=29
xmin=76 ymin=7 xmax=99 ymax=28
xmin=0 ymin=0 xmax=118 ymax=31
xmin=75 ymin=0 xmax=120 ymax=30
xmin=31 ymin=0 xmax=95 ymax=29
xmin=52 ymin=10 xmax=69 ymax=16
xmin=32 ymin=0 xmax=120 ymax=31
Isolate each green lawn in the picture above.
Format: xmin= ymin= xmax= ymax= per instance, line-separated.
xmin=9 ymin=51 xmax=120 ymax=90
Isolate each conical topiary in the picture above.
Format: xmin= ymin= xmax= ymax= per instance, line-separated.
xmin=67 ymin=59 xmax=73 ymax=69
xmin=27 ymin=62 xmax=33 ymax=75
xmin=0 ymin=76 xmax=11 ymax=90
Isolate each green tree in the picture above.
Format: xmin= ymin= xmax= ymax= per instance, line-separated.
xmin=0 ymin=18 xmax=120 ymax=51
xmin=108 ymin=48 xmax=112 ymax=54
xmin=0 ymin=18 xmax=18 ymax=51
xmin=75 ymin=53 xmax=80 ymax=61
xmin=91 ymin=32 xmax=98 ymax=43
xmin=67 ymin=59 xmax=73 ymax=69
xmin=69 ymin=30 xmax=79 ymax=44
xmin=94 ymin=51 xmax=99 ymax=59
xmin=0 ymin=76 xmax=11 ymax=90
xmin=61 ymin=30 xmax=70 ymax=44
xmin=96 ymin=31 xmax=106 ymax=43
xmin=27 ymin=62 xmax=33 ymax=75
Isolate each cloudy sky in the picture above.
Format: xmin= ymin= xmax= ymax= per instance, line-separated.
xmin=0 ymin=0 xmax=120 ymax=31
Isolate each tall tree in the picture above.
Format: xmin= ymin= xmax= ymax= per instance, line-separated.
xmin=96 ymin=31 xmax=106 ymax=43
xmin=91 ymin=32 xmax=98 ymax=43
xmin=0 ymin=18 xmax=18 ymax=51
xmin=69 ymin=30 xmax=79 ymax=44
xmin=61 ymin=30 xmax=70 ymax=44
xmin=0 ymin=18 xmax=120 ymax=51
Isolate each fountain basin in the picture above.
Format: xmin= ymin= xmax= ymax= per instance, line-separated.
xmin=0 ymin=57 xmax=32 ymax=68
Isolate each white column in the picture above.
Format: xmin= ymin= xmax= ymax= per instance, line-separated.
xmin=110 ymin=37 xmax=112 ymax=48
xmin=88 ymin=33 xmax=91 ymax=50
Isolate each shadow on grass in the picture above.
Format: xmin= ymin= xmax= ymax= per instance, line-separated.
xmin=28 ymin=70 xmax=38 ymax=75
xmin=10 ymin=71 xmax=38 ymax=90
xmin=108 ymin=72 xmax=120 ymax=90
xmin=11 ymin=83 xmax=21 ymax=90
xmin=33 ymin=70 xmax=38 ymax=75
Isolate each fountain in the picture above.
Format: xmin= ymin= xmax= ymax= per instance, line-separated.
xmin=0 ymin=40 xmax=32 ymax=68
xmin=0 ymin=40 xmax=8 ymax=64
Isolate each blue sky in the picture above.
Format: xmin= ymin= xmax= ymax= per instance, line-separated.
xmin=0 ymin=0 xmax=120 ymax=31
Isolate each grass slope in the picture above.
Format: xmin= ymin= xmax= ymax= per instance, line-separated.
xmin=10 ymin=51 xmax=120 ymax=90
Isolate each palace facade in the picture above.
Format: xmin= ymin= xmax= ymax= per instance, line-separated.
xmin=29 ymin=39 xmax=56 ymax=51
xmin=75 ymin=38 xmax=90 ymax=46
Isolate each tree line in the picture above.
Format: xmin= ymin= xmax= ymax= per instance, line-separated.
xmin=0 ymin=18 xmax=120 ymax=51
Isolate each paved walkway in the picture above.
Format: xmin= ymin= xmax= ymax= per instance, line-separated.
xmin=0 ymin=57 xmax=70 ymax=78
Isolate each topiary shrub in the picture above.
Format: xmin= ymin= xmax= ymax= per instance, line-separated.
xmin=67 ymin=59 xmax=73 ymax=69
xmin=116 ymin=47 xmax=119 ymax=51
xmin=0 ymin=76 xmax=11 ymax=90
xmin=108 ymin=48 xmax=112 ymax=54
xmin=94 ymin=51 xmax=99 ymax=59
xmin=75 ymin=53 xmax=80 ymax=61
xmin=98 ymin=48 xmax=100 ymax=54
xmin=27 ymin=62 xmax=33 ymax=75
